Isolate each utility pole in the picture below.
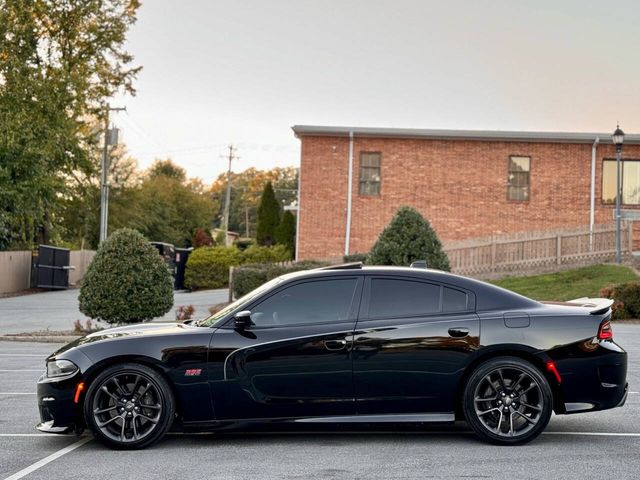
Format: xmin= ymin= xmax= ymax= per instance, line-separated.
xmin=99 ymin=104 xmax=126 ymax=244
xmin=221 ymin=145 xmax=238 ymax=245
xmin=245 ymin=205 xmax=250 ymax=237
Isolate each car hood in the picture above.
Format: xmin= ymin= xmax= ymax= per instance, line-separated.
xmin=52 ymin=322 xmax=199 ymax=356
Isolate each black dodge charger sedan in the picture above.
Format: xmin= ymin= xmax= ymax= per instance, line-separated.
xmin=36 ymin=263 xmax=628 ymax=448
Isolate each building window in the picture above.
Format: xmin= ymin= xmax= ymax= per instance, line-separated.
xmin=507 ymin=156 xmax=530 ymax=201
xmin=602 ymin=159 xmax=640 ymax=205
xmin=359 ymin=152 xmax=381 ymax=195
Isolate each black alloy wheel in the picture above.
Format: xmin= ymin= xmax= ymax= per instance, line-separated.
xmin=84 ymin=363 xmax=175 ymax=449
xmin=463 ymin=356 xmax=553 ymax=445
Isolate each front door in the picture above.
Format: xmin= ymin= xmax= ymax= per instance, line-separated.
xmin=353 ymin=276 xmax=480 ymax=416
xmin=209 ymin=276 xmax=363 ymax=420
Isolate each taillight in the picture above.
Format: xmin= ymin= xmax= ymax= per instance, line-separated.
xmin=598 ymin=320 xmax=613 ymax=340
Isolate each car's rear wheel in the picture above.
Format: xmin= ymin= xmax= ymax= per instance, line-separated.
xmin=84 ymin=363 xmax=175 ymax=449
xmin=463 ymin=356 xmax=552 ymax=445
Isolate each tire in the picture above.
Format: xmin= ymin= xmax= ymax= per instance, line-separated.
xmin=462 ymin=356 xmax=552 ymax=445
xmin=83 ymin=363 xmax=175 ymax=449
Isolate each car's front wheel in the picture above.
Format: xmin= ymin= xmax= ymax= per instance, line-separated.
xmin=463 ymin=356 xmax=553 ymax=445
xmin=84 ymin=363 xmax=175 ymax=449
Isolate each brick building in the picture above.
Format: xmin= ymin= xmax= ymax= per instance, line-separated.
xmin=292 ymin=125 xmax=640 ymax=261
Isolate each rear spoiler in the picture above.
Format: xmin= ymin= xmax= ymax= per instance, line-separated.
xmin=564 ymin=297 xmax=614 ymax=315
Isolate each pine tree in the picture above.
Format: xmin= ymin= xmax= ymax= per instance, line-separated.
xmin=367 ymin=207 xmax=450 ymax=270
xmin=256 ymin=182 xmax=280 ymax=246
xmin=275 ymin=210 xmax=296 ymax=254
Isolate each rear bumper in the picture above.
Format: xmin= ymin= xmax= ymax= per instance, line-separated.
xmin=36 ymin=373 xmax=81 ymax=435
xmin=555 ymin=340 xmax=628 ymax=414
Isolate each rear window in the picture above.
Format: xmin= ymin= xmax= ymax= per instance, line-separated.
xmin=368 ymin=278 xmax=469 ymax=318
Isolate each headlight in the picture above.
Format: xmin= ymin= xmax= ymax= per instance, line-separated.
xmin=46 ymin=359 xmax=79 ymax=378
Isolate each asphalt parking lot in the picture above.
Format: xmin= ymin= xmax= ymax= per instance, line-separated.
xmin=0 ymin=288 xmax=227 ymax=335
xmin=1 ymin=325 xmax=640 ymax=480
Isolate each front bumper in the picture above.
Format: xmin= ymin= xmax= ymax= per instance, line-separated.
xmin=36 ymin=373 xmax=82 ymax=434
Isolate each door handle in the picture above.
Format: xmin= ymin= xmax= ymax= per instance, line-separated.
xmin=324 ymin=339 xmax=347 ymax=351
xmin=448 ymin=327 xmax=470 ymax=338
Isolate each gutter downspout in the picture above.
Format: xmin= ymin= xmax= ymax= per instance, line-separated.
xmin=590 ymin=136 xmax=599 ymax=250
xmin=345 ymin=131 xmax=354 ymax=256
xmin=294 ymin=158 xmax=301 ymax=262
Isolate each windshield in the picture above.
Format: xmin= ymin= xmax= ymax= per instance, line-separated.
xmin=198 ymin=277 xmax=284 ymax=327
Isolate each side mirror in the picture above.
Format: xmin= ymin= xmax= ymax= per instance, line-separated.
xmin=234 ymin=310 xmax=253 ymax=329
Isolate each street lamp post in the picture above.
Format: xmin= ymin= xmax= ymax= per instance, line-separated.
xmin=612 ymin=124 xmax=625 ymax=263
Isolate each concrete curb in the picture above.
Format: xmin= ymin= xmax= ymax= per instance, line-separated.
xmin=0 ymin=335 xmax=81 ymax=343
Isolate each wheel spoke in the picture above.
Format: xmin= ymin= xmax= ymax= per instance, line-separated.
xmin=112 ymin=377 xmax=127 ymax=396
xmin=512 ymin=373 xmax=526 ymax=391
xmin=97 ymin=414 xmax=121 ymax=428
xmin=132 ymin=415 xmax=139 ymax=439
xmin=137 ymin=382 xmax=151 ymax=399
xmin=94 ymin=405 xmax=118 ymax=415
xmin=140 ymin=403 xmax=161 ymax=411
xmin=513 ymin=410 xmax=538 ymax=425
xmin=496 ymin=369 xmax=507 ymax=391
xmin=508 ymin=412 xmax=514 ymax=436
xmin=519 ymin=383 xmax=537 ymax=396
xmin=120 ymin=415 xmax=126 ymax=441
xmin=130 ymin=375 xmax=142 ymax=397
xmin=101 ymin=386 xmax=119 ymax=402
xmin=495 ymin=411 xmax=503 ymax=433
xmin=474 ymin=396 xmax=496 ymax=403
xmin=477 ymin=407 xmax=501 ymax=416
xmin=137 ymin=413 xmax=159 ymax=424
xmin=519 ymin=401 xmax=542 ymax=412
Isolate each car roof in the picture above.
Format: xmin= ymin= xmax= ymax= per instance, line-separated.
xmin=278 ymin=264 xmax=538 ymax=312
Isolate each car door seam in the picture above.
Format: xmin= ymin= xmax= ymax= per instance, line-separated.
xmin=222 ymin=329 xmax=355 ymax=380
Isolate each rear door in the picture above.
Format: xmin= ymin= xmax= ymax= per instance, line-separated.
xmin=353 ymin=275 xmax=480 ymax=416
xmin=209 ymin=275 xmax=363 ymax=420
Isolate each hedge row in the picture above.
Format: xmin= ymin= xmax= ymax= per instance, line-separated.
xmin=185 ymin=244 xmax=291 ymax=290
xmin=232 ymin=260 xmax=329 ymax=298
xmin=600 ymin=282 xmax=640 ymax=320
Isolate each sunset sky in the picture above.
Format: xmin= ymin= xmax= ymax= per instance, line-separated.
xmin=114 ymin=0 xmax=640 ymax=182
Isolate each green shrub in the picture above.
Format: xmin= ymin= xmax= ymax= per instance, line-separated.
xmin=243 ymin=244 xmax=292 ymax=264
xmin=600 ymin=282 xmax=640 ymax=319
xmin=79 ymin=229 xmax=173 ymax=325
xmin=367 ymin=206 xmax=450 ymax=270
xmin=185 ymin=246 xmax=244 ymax=289
xmin=232 ymin=260 xmax=329 ymax=298
xmin=343 ymin=253 xmax=368 ymax=263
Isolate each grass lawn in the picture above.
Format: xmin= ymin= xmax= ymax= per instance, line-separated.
xmin=491 ymin=264 xmax=639 ymax=301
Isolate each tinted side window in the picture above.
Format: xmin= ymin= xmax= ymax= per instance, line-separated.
xmin=369 ymin=279 xmax=440 ymax=318
xmin=251 ymin=278 xmax=358 ymax=327
xmin=442 ymin=287 xmax=468 ymax=312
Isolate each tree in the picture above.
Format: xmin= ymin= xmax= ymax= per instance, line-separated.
xmin=275 ymin=210 xmax=296 ymax=254
xmin=367 ymin=207 xmax=450 ymax=270
xmin=209 ymin=166 xmax=298 ymax=237
xmin=256 ymin=182 xmax=280 ymax=246
xmin=79 ymin=228 xmax=173 ymax=324
xmin=134 ymin=160 xmax=214 ymax=248
xmin=192 ymin=228 xmax=213 ymax=248
xmin=0 ymin=0 xmax=141 ymax=249
xmin=148 ymin=159 xmax=186 ymax=181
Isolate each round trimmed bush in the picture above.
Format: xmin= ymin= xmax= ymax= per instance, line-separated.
xmin=79 ymin=229 xmax=174 ymax=325
xmin=367 ymin=206 xmax=450 ymax=270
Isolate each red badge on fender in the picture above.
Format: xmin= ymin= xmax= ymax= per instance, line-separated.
xmin=185 ymin=368 xmax=202 ymax=376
